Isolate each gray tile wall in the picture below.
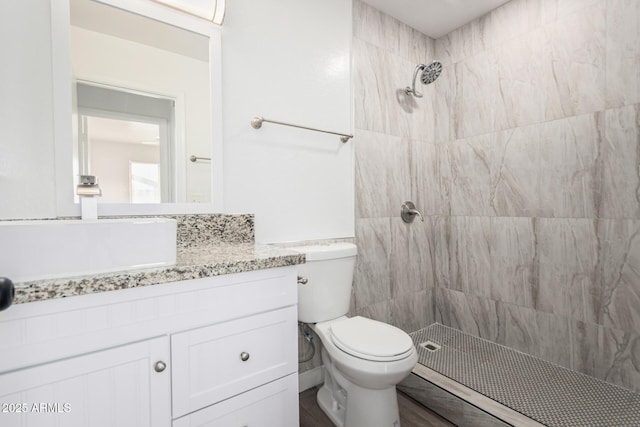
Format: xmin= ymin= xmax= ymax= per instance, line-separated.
xmin=352 ymin=0 xmax=438 ymax=333
xmin=353 ymin=0 xmax=640 ymax=392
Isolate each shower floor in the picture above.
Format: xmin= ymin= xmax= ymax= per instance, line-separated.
xmin=405 ymin=324 xmax=640 ymax=427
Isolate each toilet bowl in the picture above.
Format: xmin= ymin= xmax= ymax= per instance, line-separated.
xmin=290 ymin=243 xmax=417 ymax=427
xmin=312 ymin=316 xmax=418 ymax=427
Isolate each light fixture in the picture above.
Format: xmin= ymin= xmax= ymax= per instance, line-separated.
xmin=152 ymin=0 xmax=225 ymax=25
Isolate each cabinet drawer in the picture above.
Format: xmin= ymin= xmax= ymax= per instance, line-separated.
xmin=173 ymin=374 xmax=298 ymax=427
xmin=171 ymin=306 xmax=298 ymax=418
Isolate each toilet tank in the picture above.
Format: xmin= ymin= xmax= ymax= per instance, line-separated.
xmin=289 ymin=243 xmax=357 ymax=324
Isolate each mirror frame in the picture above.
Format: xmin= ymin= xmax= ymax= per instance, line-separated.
xmin=52 ymin=0 xmax=224 ymax=216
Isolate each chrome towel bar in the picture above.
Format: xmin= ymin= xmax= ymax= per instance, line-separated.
xmin=251 ymin=116 xmax=353 ymax=143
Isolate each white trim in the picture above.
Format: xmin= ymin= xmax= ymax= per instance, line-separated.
xmin=298 ymin=366 xmax=324 ymax=393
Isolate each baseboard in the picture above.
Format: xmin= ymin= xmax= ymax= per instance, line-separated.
xmin=298 ymin=366 xmax=324 ymax=392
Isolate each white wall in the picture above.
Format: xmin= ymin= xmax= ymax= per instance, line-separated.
xmin=222 ymin=0 xmax=354 ymax=243
xmin=0 ymin=0 xmax=57 ymax=219
xmin=91 ymin=140 xmax=160 ymax=203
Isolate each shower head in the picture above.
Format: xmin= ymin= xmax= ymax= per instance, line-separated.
xmin=405 ymin=61 xmax=443 ymax=98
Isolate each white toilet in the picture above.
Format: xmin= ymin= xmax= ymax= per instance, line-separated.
xmin=291 ymin=243 xmax=417 ymax=427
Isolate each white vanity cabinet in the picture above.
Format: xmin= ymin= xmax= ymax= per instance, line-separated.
xmin=0 ymin=337 xmax=171 ymax=427
xmin=0 ymin=266 xmax=299 ymax=427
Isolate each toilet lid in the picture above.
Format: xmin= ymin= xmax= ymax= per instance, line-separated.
xmin=330 ymin=316 xmax=414 ymax=361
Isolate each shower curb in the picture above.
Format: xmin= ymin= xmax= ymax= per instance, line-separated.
xmin=400 ymin=364 xmax=544 ymax=426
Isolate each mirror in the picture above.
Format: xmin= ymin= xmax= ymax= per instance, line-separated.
xmin=53 ymin=0 xmax=223 ymax=216
xmin=70 ymin=0 xmax=211 ymax=203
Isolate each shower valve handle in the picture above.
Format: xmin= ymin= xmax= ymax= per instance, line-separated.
xmin=401 ymin=202 xmax=424 ymax=223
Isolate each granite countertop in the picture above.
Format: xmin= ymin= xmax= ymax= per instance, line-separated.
xmin=13 ymin=242 xmax=305 ymax=305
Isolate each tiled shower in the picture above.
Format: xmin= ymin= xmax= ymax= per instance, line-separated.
xmin=352 ymin=0 xmax=640 ymax=394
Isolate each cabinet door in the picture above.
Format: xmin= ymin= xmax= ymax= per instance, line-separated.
xmin=173 ymin=373 xmax=299 ymax=427
xmin=0 ymin=337 xmax=171 ymax=427
xmin=171 ymin=306 xmax=298 ymax=418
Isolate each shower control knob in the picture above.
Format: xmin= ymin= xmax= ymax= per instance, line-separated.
xmin=240 ymin=352 xmax=250 ymax=362
xmin=154 ymin=361 xmax=167 ymax=373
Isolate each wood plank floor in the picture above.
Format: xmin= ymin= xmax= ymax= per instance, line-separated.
xmin=299 ymin=387 xmax=454 ymax=427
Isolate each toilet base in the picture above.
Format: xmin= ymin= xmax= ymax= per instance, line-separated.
xmin=317 ymin=363 xmax=401 ymax=427
xmin=317 ymin=385 xmax=346 ymax=427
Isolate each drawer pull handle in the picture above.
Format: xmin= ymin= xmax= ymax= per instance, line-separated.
xmin=240 ymin=352 xmax=250 ymax=362
xmin=154 ymin=361 xmax=167 ymax=373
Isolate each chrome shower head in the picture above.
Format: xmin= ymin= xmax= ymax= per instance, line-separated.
xmin=420 ymin=61 xmax=443 ymax=85
xmin=405 ymin=61 xmax=443 ymax=98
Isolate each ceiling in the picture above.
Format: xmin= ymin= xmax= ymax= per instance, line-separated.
xmin=361 ymin=0 xmax=512 ymax=39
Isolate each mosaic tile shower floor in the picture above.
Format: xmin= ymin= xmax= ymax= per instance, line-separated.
xmin=410 ymin=324 xmax=640 ymax=427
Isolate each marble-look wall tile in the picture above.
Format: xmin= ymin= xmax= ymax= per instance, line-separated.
xmin=449 ymin=216 xmax=491 ymax=297
xmin=434 ymin=13 xmax=493 ymax=65
xmin=353 ymin=38 xmax=393 ymax=134
xmin=568 ymin=319 xmax=600 ymax=377
xmin=497 ymin=302 xmax=571 ymax=368
xmin=409 ymin=217 xmax=436 ymax=290
xmin=541 ymin=0 xmax=605 ymax=23
xmin=601 ymin=105 xmax=640 ymax=219
xmin=354 ymin=218 xmax=391 ymax=309
xmin=353 ymin=0 xmax=435 ymax=66
xmin=449 ymin=134 xmax=493 ymax=216
xmin=536 ymin=218 xmax=600 ymax=324
xmin=386 ymin=136 xmax=412 ymax=216
xmin=390 ymin=55 xmax=435 ymax=141
xmin=598 ymin=326 xmax=640 ymax=392
xmin=454 ymin=53 xmax=497 ymax=139
xmin=555 ymin=0 xmax=607 ymax=21
xmin=390 ymin=218 xmax=421 ymax=297
xmin=532 ymin=309 xmax=572 ymax=368
xmin=490 ymin=125 xmax=540 ymax=217
xmin=354 ymin=129 xmax=393 ymax=219
xmin=352 ymin=0 xmax=400 ymax=55
xmin=390 ymin=289 xmax=433 ymax=333
xmin=489 ymin=217 xmax=537 ymax=308
xmin=599 ymin=219 xmax=640 ymax=332
xmin=538 ymin=113 xmax=603 ymax=218
xmin=354 ymin=129 xmax=409 ymax=219
xmin=542 ymin=1 xmax=606 ymax=121
xmin=397 ymin=23 xmax=435 ymax=66
xmin=429 ymin=216 xmax=452 ymax=289
xmin=431 ymin=61 xmax=457 ymax=145
xmin=490 ymin=0 xmax=542 ymax=44
xmin=355 ymin=299 xmax=392 ymax=325
xmin=390 ymin=217 xmax=434 ymax=298
xmin=606 ymin=0 xmax=640 ymax=108
xmin=412 ymin=140 xmax=451 ymax=216
xmin=435 ymin=288 xmax=501 ymax=342
xmin=494 ymin=29 xmax=544 ymax=131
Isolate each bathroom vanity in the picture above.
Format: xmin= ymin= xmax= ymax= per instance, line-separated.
xmin=0 ymin=220 xmax=304 ymax=427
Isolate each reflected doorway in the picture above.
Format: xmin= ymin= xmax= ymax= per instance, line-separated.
xmin=76 ymin=83 xmax=175 ymax=203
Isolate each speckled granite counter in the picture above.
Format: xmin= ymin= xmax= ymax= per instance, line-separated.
xmin=13 ymin=242 xmax=304 ymax=305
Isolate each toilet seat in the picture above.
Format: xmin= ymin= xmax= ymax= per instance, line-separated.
xmin=330 ymin=316 xmax=414 ymax=362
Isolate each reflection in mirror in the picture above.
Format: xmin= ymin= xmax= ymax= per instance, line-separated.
xmin=76 ymin=82 xmax=174 ymax=202
xmin=69 ymin=0 xmax=212 ymax=204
